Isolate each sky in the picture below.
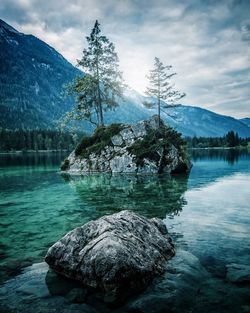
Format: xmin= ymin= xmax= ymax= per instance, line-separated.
xmin=1 ymin=0 xmax=250 ymax=118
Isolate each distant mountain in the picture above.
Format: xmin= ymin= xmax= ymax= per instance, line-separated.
xmin=0 ymin=19 xmax=81 ymax=129
xmin=239 ymin=118 xmax=250 ymax=128
xmin=100 ymin=90 xmax=250 ymax=138
xmin=158 ymin=105 xmax=250 ymax=138
xmin=1 ymin=19 xmax=250 ymax=138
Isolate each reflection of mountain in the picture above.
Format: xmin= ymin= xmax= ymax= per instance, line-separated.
xmin=62 ymin=174 xmax=188 ymax=219
xmin=0 ymin=151 xmax=68 ymax=168
xmin=190 ymin=148 xmax=249 ymax=165
xmin=188 ymin=148 xmax=250 ymax=190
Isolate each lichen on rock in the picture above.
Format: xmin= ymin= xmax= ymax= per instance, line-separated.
xmin=62 ymin=116 xmax=191 ymax=174
xmin=45 ymin=210 xmax=175 ymax=301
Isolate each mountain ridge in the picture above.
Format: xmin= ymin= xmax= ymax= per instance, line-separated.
xmin=0 ymin=19 xmax=249 ymax=138
xmin=0 ymin=19 xmax=19 ymax=34
xmin=102 ymin=91 xmax=250 ymax=138
xmin=239 ymin=118 xmax=250 ymax=128
xmin=0 ymin=18 xmax=81 ymax=129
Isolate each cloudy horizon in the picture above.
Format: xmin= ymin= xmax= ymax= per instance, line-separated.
xmin=1 ymin=0 xmax=249 ymax=118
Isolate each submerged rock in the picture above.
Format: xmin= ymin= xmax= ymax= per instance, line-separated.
xmin=127 ymin=249 xmax=209 ymax=313
xmin=0 ymin=263 xmax=99 ymax=313
xmin=226 ymin=263 xmax=250 ymax=284
xmin=45 ymin=210 xmax=175 ymax=301
xmin=1 ymin=251 xmax=249 ymax=313
xmin=61 ymin=116 xmax=191 ymax=174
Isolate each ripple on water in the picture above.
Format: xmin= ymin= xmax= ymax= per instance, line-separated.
xmin=0 ymin=150 xmax=249 ymax=312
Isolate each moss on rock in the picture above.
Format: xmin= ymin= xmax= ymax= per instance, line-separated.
xmin=64 ymin=116 xmax=191 ymax=174
xmin=75 ymin=123 xmax=125 ymax=158
xmin=61 ymin=159 xmax=70 ymax=171
xmin=127 ymin=125 xmax=186 ymax=168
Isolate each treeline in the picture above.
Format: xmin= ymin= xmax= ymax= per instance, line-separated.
xmin=186 ymin=131 xmax=249 ymax=148
xmin=0 ymin=129 xmax=83 ymax=152
xmin=1 ymin=129 xmax=249 ymax=152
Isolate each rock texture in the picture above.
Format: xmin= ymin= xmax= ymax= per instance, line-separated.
xmin=45 ymin=210 xmax=175 ymax=300
xmin=2 ymin=251 xmax=250 ymax=313
xmin=62 ymin=116 xmax=191 ymax=174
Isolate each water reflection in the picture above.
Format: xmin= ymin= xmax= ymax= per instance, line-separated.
xmin=190 ymin=148 xmax=249 ymax=165
xmin=0 ymin=172 xmax=188 ymax=284
xmin=0 ymin=151 xmax=68 ymax=168
xmin=0 ymin=150 xmax=250 ymax=313
xmin=62 ymin=173 xmax=188 ymax=219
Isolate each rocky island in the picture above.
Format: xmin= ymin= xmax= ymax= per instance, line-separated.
xmin=45 ymin=210 xmax=175 ymax=302
xmin=61 ymin=116 xmax=191 ymax=174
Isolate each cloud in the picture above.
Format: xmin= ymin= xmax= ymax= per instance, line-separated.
xmin=0 ymin=0 xmax=249 ymax=118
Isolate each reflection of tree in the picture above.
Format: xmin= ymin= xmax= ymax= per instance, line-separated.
xmin=0 ymin=152 xmax=68 ymax=168
xmin=226 ymin=149 xmax=239 ymax=165
xmin=61 ymin=174 xmax=188 ymax=219
xmin=191 ymin=148 xmax=248 ymax=165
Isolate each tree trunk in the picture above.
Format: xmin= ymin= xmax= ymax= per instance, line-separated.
xmin=158 ymin=97 xmax=160 ymax=128
xmin=97 ymin=84 xmax=104 ymax=126
xmin=96 ymin=53 xmax=104 ymax=126
xmin=157 ymin=73 xmax=161 ymax=128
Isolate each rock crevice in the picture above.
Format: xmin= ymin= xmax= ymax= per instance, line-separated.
xmin=61 ymin=116 xmax=191 ymax=174
xmin=45 ymin=210 xmax=175 ymax=300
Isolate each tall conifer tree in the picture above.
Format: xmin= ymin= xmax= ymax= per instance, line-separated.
xmin=145 ymin=57 xmax=185 ymax=127
xmin=66 ymin=20 xmax=124 ymax=127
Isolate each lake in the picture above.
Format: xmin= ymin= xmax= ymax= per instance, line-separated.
xmin=0 ymin=149 xmax=249 ymax=313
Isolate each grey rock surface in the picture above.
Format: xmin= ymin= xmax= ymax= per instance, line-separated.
xmin=64 ymin=116 xmax=191 ymax=174
xmin=0 ymin=262 xmax=98 ymax=313
xmin=45 ymin=210 xmax=175 ymax=299
xmin=1 ymin=249 xmax=249 ymax=313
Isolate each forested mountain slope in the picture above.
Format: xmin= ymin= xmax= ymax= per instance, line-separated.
xmin=1 ymin=19 xmax=250 ymax=138
xmin=0 ymin=19 xmax=81 ymax=129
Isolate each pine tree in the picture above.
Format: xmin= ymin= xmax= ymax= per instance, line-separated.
xmin=226 ymin=130 xmax=240 ymax=147
xmin=66 ymin=20 xmax=125 ymax=127
xmin=145 ymin=57 xmax=185 ymax=127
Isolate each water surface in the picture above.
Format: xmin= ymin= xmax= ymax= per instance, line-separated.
xmin=0 ymin=149 xmax=249 ymax=312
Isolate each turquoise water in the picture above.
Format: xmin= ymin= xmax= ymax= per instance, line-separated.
xmin=0 ymin=149 xmax=249 ymax=312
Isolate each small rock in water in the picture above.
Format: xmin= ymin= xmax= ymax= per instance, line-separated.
xmin=200 ymin=255 xmax=227 ymax=279
xmin=45 ymin=210 xmax=175 ymax=301
xmin=226 ymin=263 xmax=250 ymax=284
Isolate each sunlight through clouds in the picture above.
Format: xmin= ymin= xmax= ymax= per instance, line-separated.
xmin=0 ymin=0 xmax=249 ymax=117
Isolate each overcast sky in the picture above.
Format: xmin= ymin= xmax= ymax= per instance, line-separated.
xmin=1 ymin=0 xmax=250 ymax=118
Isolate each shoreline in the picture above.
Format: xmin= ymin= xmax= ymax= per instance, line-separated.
xmin=0 ymin=146 xmax=249 ymax=155
xmin=188 ymin=146 xmax=249 ymax=150
xmin=0 ymin=149 xmax=70 ymax=155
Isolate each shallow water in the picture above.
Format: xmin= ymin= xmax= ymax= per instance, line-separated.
xmin=0 ymin=149 xmax=249 ymax=312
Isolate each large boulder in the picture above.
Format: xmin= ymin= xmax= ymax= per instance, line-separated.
xmin=45 ymin=210 xmax=175 ymax=301
xmin=61 ymin=116 xmax=191 ymax=174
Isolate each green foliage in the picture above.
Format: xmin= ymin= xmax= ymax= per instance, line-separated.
xmin=0 ymin=129 xmax=82 ymax=152
xmin=0 ymin=20 xmax=80 ymax=129
xmin=145 ymin=57 xmax=185 ymax=125
xmin=65 ymin=20 xmax=125 ymax=127
xmin=60 ymin=159 xmax=70 ymax=171
xmin=127 ymin=125 xmax=186 ymax=167
xmin=186 ymin=131 xmax=249 ymax=148
xmin=75 ymin=123 xmax=124 ymax=157
xmin=225 ymin=131 xmax=240 ymax=147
